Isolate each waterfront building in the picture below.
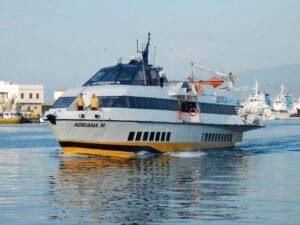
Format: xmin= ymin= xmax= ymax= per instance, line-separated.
xmin=0 ymin=81 xmax=44 ymax=115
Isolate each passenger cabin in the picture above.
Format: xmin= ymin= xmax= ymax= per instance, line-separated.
xmin=83 ymin=32 xmax=167 ymax=87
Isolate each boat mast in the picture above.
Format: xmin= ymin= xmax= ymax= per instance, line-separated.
xmin=136 ymin=33 xmax=151 ymax=85
xmin=142 ymin=32 xmax=150 ymax=66
xmin=281 ymin=83 xmax=284 ymax=95
xmin=255 ymin=80 xmax=259 ymax=96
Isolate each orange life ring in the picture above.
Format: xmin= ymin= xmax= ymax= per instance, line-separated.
xmin=194 ymin=83 xmax=202 ymax=94
xmin=176 ymin=111 xmax=182 ymax=120
xmin=189 ymin=107 xmax=198 ymax=117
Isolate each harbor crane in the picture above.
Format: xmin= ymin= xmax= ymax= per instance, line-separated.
xmin=191 ymin=62 xmax=236 ymax=90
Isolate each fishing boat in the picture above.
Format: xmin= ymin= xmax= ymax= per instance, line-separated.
xmin=0 ymin=111 xmax=22 ymax=124
xmin=45 ymin=33 xmax=263 ymax=158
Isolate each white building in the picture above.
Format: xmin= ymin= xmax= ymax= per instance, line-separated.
xmin=54 ymin=87 xmax=68 ymax=101
xmin=0 ymin=81 xmax=44 ymax=114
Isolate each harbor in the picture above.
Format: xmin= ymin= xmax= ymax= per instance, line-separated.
xmin=1 ymin=121 xmax=300 ymax=224
xmin=240 ymin=81 xmax=300 ymax=121
xmin=1 ymin=1 xmax=300 ymax=224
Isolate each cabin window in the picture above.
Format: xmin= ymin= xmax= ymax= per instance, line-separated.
xmin=168 ymin=100 xmax=179 ymax=111
xmin=212 ymin=134 xmax=216 ymax=142
xmin=220 ymin=134 xmax=224 ymax=142
xmin=161 ymin=132 xmax=166 ymax=141
xmin=143 ymin=132 xmax=149 ymax=141
xmin=201 ymin=133 xmax=205 ymax=142
xmin=100 ymin=96 xmax=179 ymax=111
xmin=117 ymin=70 xmax=135 ymax=82
xmin=101 ymin=70 xmax=119 ymax=82
xmin=207 ymin=133 xmax=212 ymax=142
xmin=136 ymin=132 xmax=142 ymax=141
xmin=149 ymin=132 xmax=155 ymax=141
xmin=132 ymin=71 xmax=145 ymax=85
xmin=128 ymin=132 xmax=135 ymax=141
xmin=155 ymin=132 xmax=161 ymax=141
xmin=52 ymin=97 xmax=76 ymax=108
xmin=150 ymin=70 xmax=160 ymax=85
xmin=226 ymin=134 xmax=230 ymax=142
xmin=166 ymin=132 xmax=171 ymax=142
xmin=219 ymin=134 xmax=222 ymax=142
xmin=204 ymin=133 xmax=208 ymax=142
xmin=199 ymin=103 xmax=237 ymax=115
xmin=224 ymin=134 xmax=227 ymax=142
xmin=87 ymin=71 xmax=106 ymax=83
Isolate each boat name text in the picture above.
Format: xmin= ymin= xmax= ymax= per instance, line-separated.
xmin=74 ymin=122 xmax=105 ymax=128
xmin=216 ymin=96 xmax=228 ymax=104
xmin=91 ymin=81 xmax=121 ymax=86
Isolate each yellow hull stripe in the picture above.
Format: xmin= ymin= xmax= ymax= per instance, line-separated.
xmin=0 ymin=117 xmax=22 ymax=124
xmin=59 ymin=139 xmax=234 ymax=158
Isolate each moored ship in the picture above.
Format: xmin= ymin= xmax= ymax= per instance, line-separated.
xmin=0 ymin=111 xmax=22 ymax=124
xmin=240 ymin=80 xmax=274 ymax=120
xmin=45 ymin=34 xmax=263 ymax=158
xmin=290 ymin=97 xmax=300 ymax=117
xmin=272 ymin=84 xmax=293 ymax=120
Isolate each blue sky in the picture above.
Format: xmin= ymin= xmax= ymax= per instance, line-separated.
xmin=0 ymin=0 xmax=299 ymax=99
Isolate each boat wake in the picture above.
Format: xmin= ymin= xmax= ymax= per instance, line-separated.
xmin=165 ymin=151 xmax=206 ymax=158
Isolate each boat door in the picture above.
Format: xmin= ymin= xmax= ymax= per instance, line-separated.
xmin=177 ymin=97 xmax=200 ymax=123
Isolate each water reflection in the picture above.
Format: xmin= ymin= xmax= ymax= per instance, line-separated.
xmin=48 ymin=152 xmax=252 ymax=224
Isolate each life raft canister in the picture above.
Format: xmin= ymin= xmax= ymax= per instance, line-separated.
xmin=194 ymin=83 xmax=202 ymax=94
xmin=189 ymin=107 xmax=198 ymax=117
xmin=176 ymin=111 xmax=183 ymax=120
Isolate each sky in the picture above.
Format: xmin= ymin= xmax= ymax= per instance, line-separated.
xmin=0 ymin=0 xmax=300 ymax=100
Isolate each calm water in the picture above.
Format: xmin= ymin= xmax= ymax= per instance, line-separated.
xmin=0 ymin=121 xmax=300 ymax=225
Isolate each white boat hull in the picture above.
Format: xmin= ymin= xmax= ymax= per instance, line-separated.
xmin=47 ymin=119 xmax=251 ymax=158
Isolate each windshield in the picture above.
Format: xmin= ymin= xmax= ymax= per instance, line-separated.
xmin=83 ymin=65 xmax=165 ymax=86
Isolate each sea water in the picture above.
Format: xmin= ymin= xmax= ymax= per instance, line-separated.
xmin=0 ymin=120 xmax=300 ymax=225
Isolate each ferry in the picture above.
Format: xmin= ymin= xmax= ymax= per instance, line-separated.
xmin=45 ymin=33 xmax=263 ymax=158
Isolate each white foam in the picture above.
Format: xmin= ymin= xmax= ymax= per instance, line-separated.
xmin=165 ymin=151 xmax=206 ymax=158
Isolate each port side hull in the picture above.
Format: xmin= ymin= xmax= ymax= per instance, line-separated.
xmin=47 ymin=119 xmax=254 ymax=157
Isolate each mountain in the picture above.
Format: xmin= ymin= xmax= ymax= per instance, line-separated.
xmin=236 ymin=64 xmax=300 ymax=100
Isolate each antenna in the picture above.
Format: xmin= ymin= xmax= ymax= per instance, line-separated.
xmin=153 ymin=46 xmax=156 ymax=66
xmin=136 ymin=39 xmax=141 ymax=53
xmin=170 ymin=46 xmax=173 ymax=80
xmin=136 ymin=33 xmax=150 ymax=64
